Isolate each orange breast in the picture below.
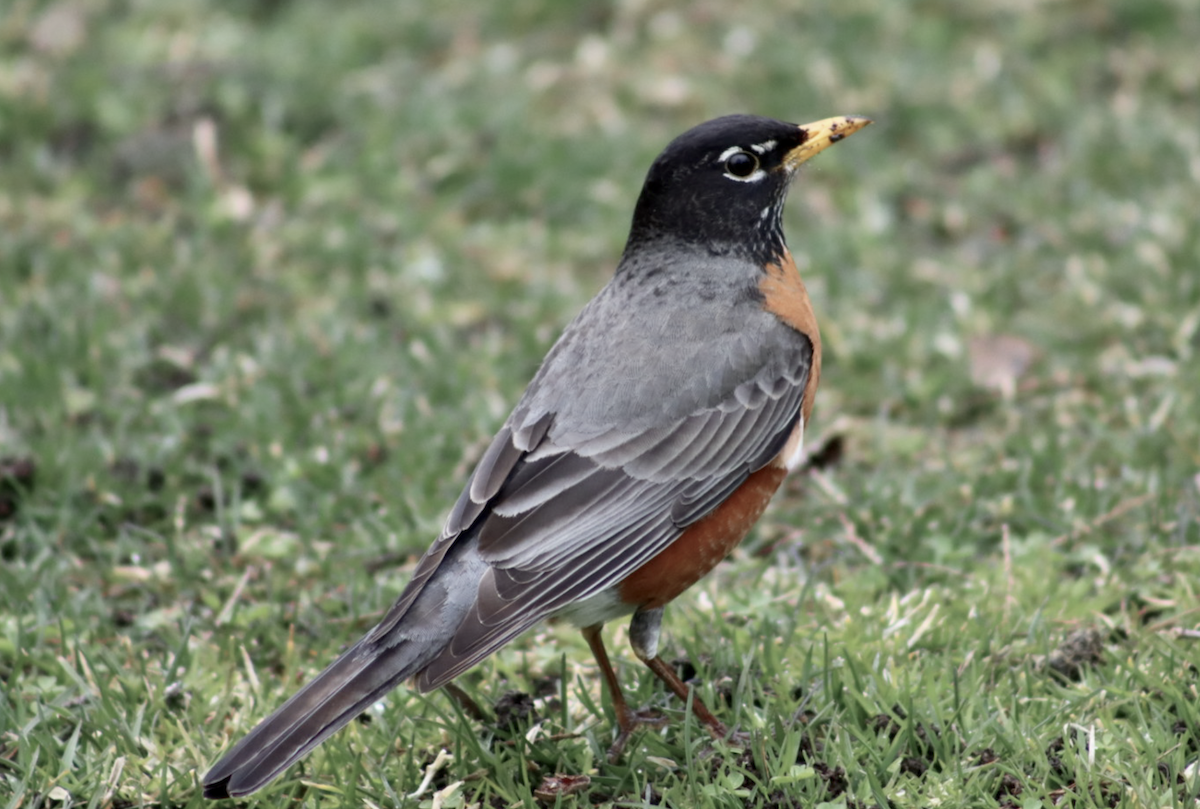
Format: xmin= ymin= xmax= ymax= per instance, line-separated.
xmin=618 ymin=463 xmax=788 ymax=609
xmin=759 ymin=248 xmax=822 ymax=422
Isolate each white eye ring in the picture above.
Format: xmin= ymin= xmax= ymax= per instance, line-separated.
xmin=718 ymin=146 xmax=765 ymax=183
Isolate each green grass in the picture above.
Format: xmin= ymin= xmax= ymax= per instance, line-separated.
xmin=3 ymin=0 xmax=1199 ymax=806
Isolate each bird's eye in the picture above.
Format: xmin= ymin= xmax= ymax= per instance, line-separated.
xmin=723 ymin=151 xmax=759 ymax=178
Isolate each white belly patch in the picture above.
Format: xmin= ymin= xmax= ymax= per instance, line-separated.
xmin=781 ymin=416 xmax=805 ymax=472
xmin=553 ymin=588 xmax=637 ymax=628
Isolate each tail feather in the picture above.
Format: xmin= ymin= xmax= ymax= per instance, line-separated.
xmin=203 ymin=637 xmax=430 ymax=798
xmin=203 ymin=525 xmax=491 ymax=797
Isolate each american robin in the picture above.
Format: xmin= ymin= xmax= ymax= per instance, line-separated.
xmin=203 ymin=113 xmax=870 ymax=798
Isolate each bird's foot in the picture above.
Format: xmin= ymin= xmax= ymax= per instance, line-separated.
xmin=606 ymin=708 xmax=669 ymax=762
xmin=689 ymin=725 xmax=757 ymax=765
xmin=709 ymin=724 xmax=752 ymax=747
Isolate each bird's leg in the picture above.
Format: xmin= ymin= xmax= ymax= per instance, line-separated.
xmin=628 ymin=607 xmax=730 ymax=742
xmin=441 ymin=682 xmax=489 ymax=723
xmin=581 ymin=623 xmax=668 ymax=762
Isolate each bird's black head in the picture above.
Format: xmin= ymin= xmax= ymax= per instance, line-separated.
xmin=625 ymin=114 xmax=869 ymax=264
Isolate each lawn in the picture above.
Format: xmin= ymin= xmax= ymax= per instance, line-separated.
xmin=2 ymin=0 xmax=1199 ymax=807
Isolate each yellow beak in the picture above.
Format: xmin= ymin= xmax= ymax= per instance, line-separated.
xmin=783 ymin=115 xmax=872 ymax=171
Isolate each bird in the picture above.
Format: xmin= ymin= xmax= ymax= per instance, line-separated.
xmin=202 ymin=113 xmax=870 ymax=799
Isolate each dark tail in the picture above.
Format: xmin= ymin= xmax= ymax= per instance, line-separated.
xmin=204 ymin=529 xmax=492 ymax=797
xmin=202 ymin=636 xmax=434 ymax=798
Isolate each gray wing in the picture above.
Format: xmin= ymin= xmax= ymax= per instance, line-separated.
xmin=405 ymin=269 xmax=815 ymax=689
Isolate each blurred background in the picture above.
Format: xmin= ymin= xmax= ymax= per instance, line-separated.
xmin=2 ymin=0 xmax=1198 ymax=805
